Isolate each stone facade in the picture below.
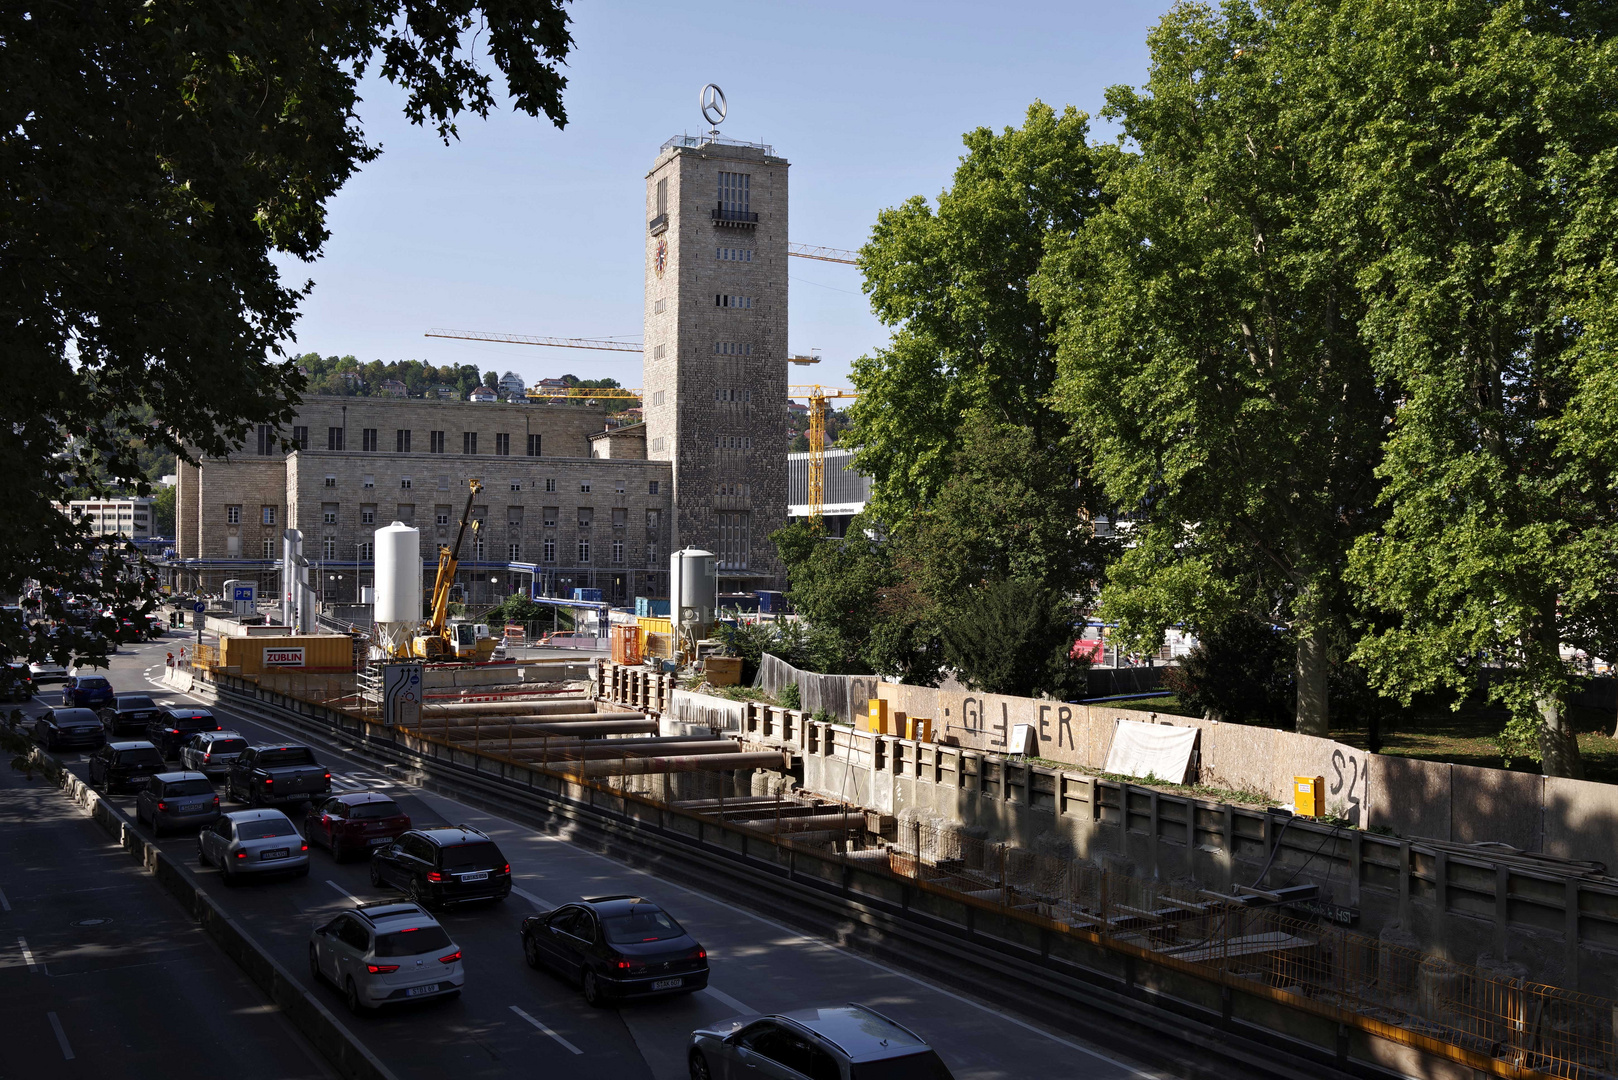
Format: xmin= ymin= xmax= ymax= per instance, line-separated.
xmin=643 ymin=137 xmax=788 ymax=589
xmin=176 ymin=396 xmax=672 ymax=605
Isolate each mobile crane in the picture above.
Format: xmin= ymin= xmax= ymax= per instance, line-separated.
xmin=411 ymin=479 xmax=496 ymax=661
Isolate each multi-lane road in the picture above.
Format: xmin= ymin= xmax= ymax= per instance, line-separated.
xmin=2 ymin=633 xmax=1173 ymax=1080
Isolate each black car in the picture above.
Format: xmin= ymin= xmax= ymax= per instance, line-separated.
xmin=101 ymin=695 xmax=164 ymax=736
xmin=520 ymin=895 xmax=708 ymax=1007
xmin=1 ymin=662 xmax=31 ymax=702
xmin=89 ymin=741 xmax=169 ymax=794
xmin=145 ymin=707 xmax=222 ymax=759
xmin=369 ymin=827 xmax=511 ymax=909
xmin=33 ymin=707 xmax=106 ymax=751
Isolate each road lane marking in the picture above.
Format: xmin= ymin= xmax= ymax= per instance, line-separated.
xmin=702 ymin=987 xmax=753 ymax=1016
xmin=0 ymin=886 xmax=10 ymax=912
xmin=48 ymin=1012 xmax=74 ymax=1060
xmin=327 ymin=880 xmax=361 ymax=904
xmin=511 ymin=886 xmax=552 ymax=909
xmin=510 ymin=1005 xmax=582 ymax=1054
xmin=18 ymin=936 xmax=37 ymax=972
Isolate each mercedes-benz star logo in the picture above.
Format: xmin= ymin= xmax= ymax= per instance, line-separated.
xmin=700 ymin=84 xmax=727 ymax=127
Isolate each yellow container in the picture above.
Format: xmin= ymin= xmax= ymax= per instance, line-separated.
xmin=1294 ymin=775 xmax=1325 ymax=818
xmin=906 ymin=717 xmax=934 ymax=742
xmin=867 ymin=697 xmax=890 ymax=734
xmin=218 ymin=634 xmax=354 ymax=675
xmin=637 ymin=615 xmax=672 ymax=638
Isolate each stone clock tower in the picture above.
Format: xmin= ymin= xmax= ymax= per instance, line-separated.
xmin=642 ymin=130 xmax=788 ymax=590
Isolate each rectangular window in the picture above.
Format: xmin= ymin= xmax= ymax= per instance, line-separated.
xmin=612 ymin=539 xmax=624 ymax=565
xmin=494 ymin=433 xmax=510 ymax=456
xmin=577 ymin=538 xmax=591 ymax=563
xmin=226 ymin=505 xmax=241 ymax=524
xmin=508 ymin=543 xmax=521 ymax=561
xmin=473 ymin=538 xmax=485 ymax=561
xmin=717 ymin=511 xmax=750 ymax=570
xmin=614 ymin=480 xmax=626 ymax=495
xmin=292 ymin=425 xmax=308 ymax=450
xmin=527 ymin=434 xmax=542 ymax=457
xmin=322 ymin=537 xmax=336 ymax=560
xmin=322 ymin=503 xmax=338 ymax=525
xmin=262 ymin=538 xmax=275 ymax=559
xmin=652 ymin=391 xmax=665 ymax=406
xmin=262 ymin=506 xmax=276 ymax=526
xmin=612 ymin=507 xmax=627 ymax=527
xmin=543 ymin=537 xmax=556 ymax=563
xmin=438 ymin=476 xmax=449 ymax=490
xmin=462 ymin=432 xmax=477 ymax=455
xmin=653 ymin=298 xmax=666 ymax=315
xmin=396 ymin=429 xmax=411 ymax=453
xmin=358 ymin=540 xmax=374 ymax=560
xmin=647 ymin=542 xmax=657 ymax=566
xmin=363 ymin=474 xmax=374 ymax=489
xmin=430 ymin=430 xmax=445 ymax=454
xmin=649 ymin=481 xmax=659 ymax=495
xmin=653 ymin=344 xmax=665 ymax=359
xmin=324 ymin=474 xmax=337 ymax=487
xmin=655 ymin=177 xmax=667 ymax=216
xmin=400 ymin=476 xmax=413 ymax=490
xmin=717 ymin=247 xmax=755 ymax=262
xmin=436 ymin=506 xmax=450 ymax=527
xmin=718 ymin=171 xmax=750 ymax=214
xmin=542 ymin=506 xmax=558 ymax=527
xmin=256 ymin=424 xmax=275 ymax=456
xmin=361 ymin=506 xmax=376 ymax=525
xmin=578 ymin=508 xmax=593 ymax=528
xmin=327 ymin=426 xmax=344 ymax=451
xmin=647 ymin=509 xmax=660 ymax=528
xmin=544 ymin=477 xmax=556 ymax=492
xmin=362 ymin=428 xmax=378 ymax=452
xmin=510 ymin=479 xmax=522 ymax=492
xmin=580 ymin=480 xmax=591 ymax=493
xmin=397 ymin=504 xmax=414 ymax=524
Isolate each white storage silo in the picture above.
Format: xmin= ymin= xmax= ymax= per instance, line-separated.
xmin=373 ymin=522 xmax=422 ymax=656
xmin=669 ymin=547 xmax=718 ymax=632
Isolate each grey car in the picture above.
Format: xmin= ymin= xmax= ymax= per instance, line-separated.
xmin=309 ymin=901 xmax=465 ymax=1013
xmin=180 ymin=731 xmax=248 ymax=778
xmin=197 ymin=808 xmax=310 ymax=882
xmin=688 ymin=1004 xmax=954 ymax=1080
xmin=135 ymin=771 xmax=221 ymax=834
xmin=33 ymin=707 xmax=105 ymax=751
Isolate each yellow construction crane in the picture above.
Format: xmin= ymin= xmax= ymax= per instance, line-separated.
xmin=425 ymin=328 xmax=643 ymax=353
xmin=789 ymin=380 xmax=859 ymax=529
xmin=412 ymin=479 xmax=496 ymax=661
xmin=787 ymin=243 xmax=858 ymax=265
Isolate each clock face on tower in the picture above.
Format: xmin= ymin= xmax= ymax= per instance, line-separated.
xmin=654 ymin=238 xmax=667 ymax=278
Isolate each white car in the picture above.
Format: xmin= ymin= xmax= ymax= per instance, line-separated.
xmin=180 ymin=730 xmax=249 ymax=778
xmin=308 ymin=901 xmax=464 ymax=1012
xmin=28 ymin=660 xmax=68 ymax=685
xmin=197 ymin=808 xmax=309 ymax=882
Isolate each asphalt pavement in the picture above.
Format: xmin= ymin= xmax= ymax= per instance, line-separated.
xmin=11 ymin=633 xmax=1171 ymax=1080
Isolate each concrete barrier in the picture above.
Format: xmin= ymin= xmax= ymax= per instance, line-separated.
xmin=39 ymin=748 xmax=399 ymax=1080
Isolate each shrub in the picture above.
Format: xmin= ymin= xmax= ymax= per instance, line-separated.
xmin=779 ymin=682 xmax=801 ymax=710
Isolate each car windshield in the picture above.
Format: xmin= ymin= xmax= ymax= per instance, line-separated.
xmin=374 ymin=926 xmax=454 ymax=957
xmin=601 ymin=905 xmax=684 ymax=943
xmin=256 ymin=748 xmax=316 ymax=767
xmin=348 ymin=801 xmax=402 ymax=820
xmin=118 ymin=696 xmax=156 ymax=709
xmin=208 ymin=738 xmax=247 ymax=754
xmin=439 ymin=842 xmax=501 ymax=869
xmin=171 ymin=713 xmax=214 ymax=728
xmin=243 ymin=819 xmax=296 ymax=838
xmin=163 ymin=779 xmax=215 ymax=797
xmin=78 ymin=678 xmax=109 ymax=689
xmin=117 ymin=749 xmax=164 ymax=766
xmin=850 ymin=1052 xmax=954 ymax=1080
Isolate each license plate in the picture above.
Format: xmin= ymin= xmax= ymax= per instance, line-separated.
xmin=406 ymin=984 xmax=440 ymax=997
xmin=368 ymin=836 xmax=390 ymax=845
xmin=260 ymin=849 xmax=289 ymax=860
xmin=459 ymin=871 xmax=488 ymax=882
xmin=182 ymin=805 xmax=209 ymax=814
xmin=651 ymin=978 xmax=682 ymax=991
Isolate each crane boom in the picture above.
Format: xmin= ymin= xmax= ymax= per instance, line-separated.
xmin=428 ymin=479 xmax=482 ymax=637
xmin=787 ymin=243 xmax=858 ymax=265
xmin=425 ymin=329 xmax=643 ymax=352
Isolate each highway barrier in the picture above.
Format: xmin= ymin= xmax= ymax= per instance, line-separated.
xmin=34 ymin=746 xmax=399 ymax=1080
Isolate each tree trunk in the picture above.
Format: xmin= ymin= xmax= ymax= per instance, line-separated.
xmin=1536 ymin=691 xmax=1584 ymax=779
xmin=1295 ymin=626 xmax=1330 ymax=737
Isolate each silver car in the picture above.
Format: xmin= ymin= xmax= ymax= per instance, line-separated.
xmin=180 ymin=730 xmax=249 ymax=778
xmin=197 ymin=808 xmax=309 ymax=882
xmin=135 ymin=771 xmax=221 ymax=834
xmin=309 ymin=901 xmax=464 ymax=1013
xmin=688 ymin=1004 xmax=955 ymax=1080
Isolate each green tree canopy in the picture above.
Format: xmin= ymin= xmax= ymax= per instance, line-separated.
xmin=3 ymin=1 xmax=572 ymax=655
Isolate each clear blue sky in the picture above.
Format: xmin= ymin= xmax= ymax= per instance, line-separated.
xmin=282 ymin=0 xmax=1169 ymax=392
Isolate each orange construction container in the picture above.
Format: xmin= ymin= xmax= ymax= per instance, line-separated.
xmin=610 ymin=624 xmax=643 ymax=665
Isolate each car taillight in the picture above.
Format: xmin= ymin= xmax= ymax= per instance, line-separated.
xmin=323 ymin=773 xmax=331 ymax=780
xmin=691 ymin=948 xmax=707 ymax=961
xmin=156 ymin=802 xmax=167 ymax=812
xmin=212 ymin=796 xmax=219 ymax=805
xmin=263 ymin=778 xmax=273 ymax=784
xmin=366 ymin=963 xmax=399 ymax=974
xmin=300 ymin=843 xmax=308 ymax=851
xmin=615 ymin=958 xmax=645 ymax=971
xmin=426 ymin=872 xmax=442 ymax=882
xmin=235 ymin=851 xmax=246 ymax=859
xmin=502 ymin=864 xmax=510 ymax=875
xmin=438 ymin=951 xmax=461 ymax=964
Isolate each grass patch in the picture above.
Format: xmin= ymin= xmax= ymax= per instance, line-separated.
xmin=1331 ymin=700 xmax=1618 ymax=782
xmin=1021 ymin=754 xmax=1280 ymax=809
xmin=703 ymin=684 xmax=780 ymax=705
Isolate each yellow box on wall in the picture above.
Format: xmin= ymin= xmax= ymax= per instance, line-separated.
xmin=906 ymin=717 xmax=934 ymax=742
xmin=867 ymin=698 xmax=889 ymax=734
xmin=1294 ymin=775 xmax=1325 ymax=817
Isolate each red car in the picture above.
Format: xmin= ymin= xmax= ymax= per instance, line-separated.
xmin=304 ymin=792 xmax=412 ymax=862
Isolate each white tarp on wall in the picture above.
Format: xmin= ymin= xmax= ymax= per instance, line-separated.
xmin=1103 ymin=720 xmax=1199 ymax=784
